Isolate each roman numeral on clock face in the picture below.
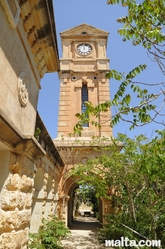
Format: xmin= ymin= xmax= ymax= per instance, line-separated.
xmin=77 ymin=43 xmax=92 ymax=55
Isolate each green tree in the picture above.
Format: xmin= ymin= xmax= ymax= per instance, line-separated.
xmin=28 ymin=216 xmax=70 ymax=249
xmin=74 ymin=0 xmax=165 ymax=135
xmin=76 ymin=184 xmax=99 ymax=215
xmin=70 ymin=131 xmax=165 ymax=247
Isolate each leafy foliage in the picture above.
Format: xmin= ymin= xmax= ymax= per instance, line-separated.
xmin=34 ymin=127 xmax=41 ymax=140
xmin=108 ymin=0 xmax=165 ymax=51
xmin=28 ymin=216 xmax=70 ymax=249
xmin=76 ymin=185 xmax=99 ymax=215
xmin=74 ymin=0 xmax=165 ymax=134
xmin=70 ymin=131 xmax=165 ymax=247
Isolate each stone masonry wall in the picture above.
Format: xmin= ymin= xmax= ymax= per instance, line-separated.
xmin=0 ymin=5 xmax=40 ymax=137
xmin=0 ymin=152 xmax=35 ymax=249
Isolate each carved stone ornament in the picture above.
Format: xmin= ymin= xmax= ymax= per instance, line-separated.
xmin=81 ymin=157 xmax=88 ymax=165
xmin=18 ymin=72 xmax=29 ymax=107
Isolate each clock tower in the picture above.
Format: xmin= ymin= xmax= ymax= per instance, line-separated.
xmin=55 ymin=24 xmax=113 ymax=226
xmin=57 ymin=23 xmax=112 ymax=138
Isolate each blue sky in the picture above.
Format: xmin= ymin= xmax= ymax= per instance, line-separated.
xmin=37 ymin=0 xmax=164 ymax=140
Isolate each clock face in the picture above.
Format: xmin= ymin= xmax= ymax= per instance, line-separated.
xmin=77 ymin=43 xmax=92 ymax=55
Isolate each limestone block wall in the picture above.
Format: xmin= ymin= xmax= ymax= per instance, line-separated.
xmin=0 ymin=4 xmax=39 ymax=137
xmin=0 ymin=152 xmax=35 ymax=249
xmin=57 ymin=72 xmax=112 ymax=138
xmin=0 ymin=145 xmax=63 ymax=248
xmin=0 ymin=1 xmax=61 ymax=248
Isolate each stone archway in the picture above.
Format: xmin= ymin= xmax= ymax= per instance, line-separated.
xmin=67 ymin=182 xmax=79 ymax=227
xmin=57 ymin=175 xmax=78 ymax=226
xmin=58 ymin=174 xmax=107 ymax=227
xmin=54 ymin=137 xmax=116 ymax=226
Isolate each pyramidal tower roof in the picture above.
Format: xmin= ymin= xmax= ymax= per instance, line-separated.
xmin=60 ymin=23 xmax=109 ymax=37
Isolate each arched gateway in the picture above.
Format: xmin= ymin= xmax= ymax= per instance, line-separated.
xmin=54 ymin=24 xmax=113 ymax=226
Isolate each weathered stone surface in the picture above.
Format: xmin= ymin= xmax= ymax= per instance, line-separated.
xmin=21 ymin=175 xmax=33 ymax=192
xmin=1 ymin=190 xmax=27 ymax=210
xmin=19 ymin=158 xmax=34 ymax=177
xmin=0 ymin=229 xmax=29 ymax=249
xmin=0 ymin=210 xmax=31 ymax=232
xmin=0 ymin=0 xmax=62 ymax=248
xmin=9 ymin=162 xmax=20 ymax=174
xmin=24 ymin=193 xmax=33 ymax=209
xmin=5 ymin=174 xmax=33 ymax=192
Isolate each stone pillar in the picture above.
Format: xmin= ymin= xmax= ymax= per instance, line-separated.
xmin=51 ymin=170 xmax=60 ymax=216
xmin=101 ymin=197 xmax=113 ymax=225
xmin=30 ymin=165 xmax=44 ymax=233
xmin=57 ymin=196 xmax=70 ymax=225
xmin=0 ymin=152 xmax=34 ymax=249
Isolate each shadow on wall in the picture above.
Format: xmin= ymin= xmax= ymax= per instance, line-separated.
xmin=0 ymin=149 xmax=10 ymax=209
xmin=30 ymin=167 xmax=44 ymax=233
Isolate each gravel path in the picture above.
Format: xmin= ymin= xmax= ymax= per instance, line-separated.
xmin=61 ymin=217 xmax=112 ymax=249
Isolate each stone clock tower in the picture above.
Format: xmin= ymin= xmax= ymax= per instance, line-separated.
xmin=55 ymin=24 xmax=113 ymax=226
xmin=57 ymin=23 xmax=112 ymax=138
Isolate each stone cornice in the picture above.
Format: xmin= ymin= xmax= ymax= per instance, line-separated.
xmin=61 ymin=34 xmax=109 ymax=40
xmin=54 ymin=137 xmax=115 ymax=148
xmin=19 ymin=0 xmax=59 ymax=77
xmin=0 ymin=111 xmax=45 ymax=160
xmin=0 ymin=111 xmax=64 ymax=166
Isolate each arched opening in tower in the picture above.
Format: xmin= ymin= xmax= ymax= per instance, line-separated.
xmin=67 ymin=181 xmax=103 ymax=230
